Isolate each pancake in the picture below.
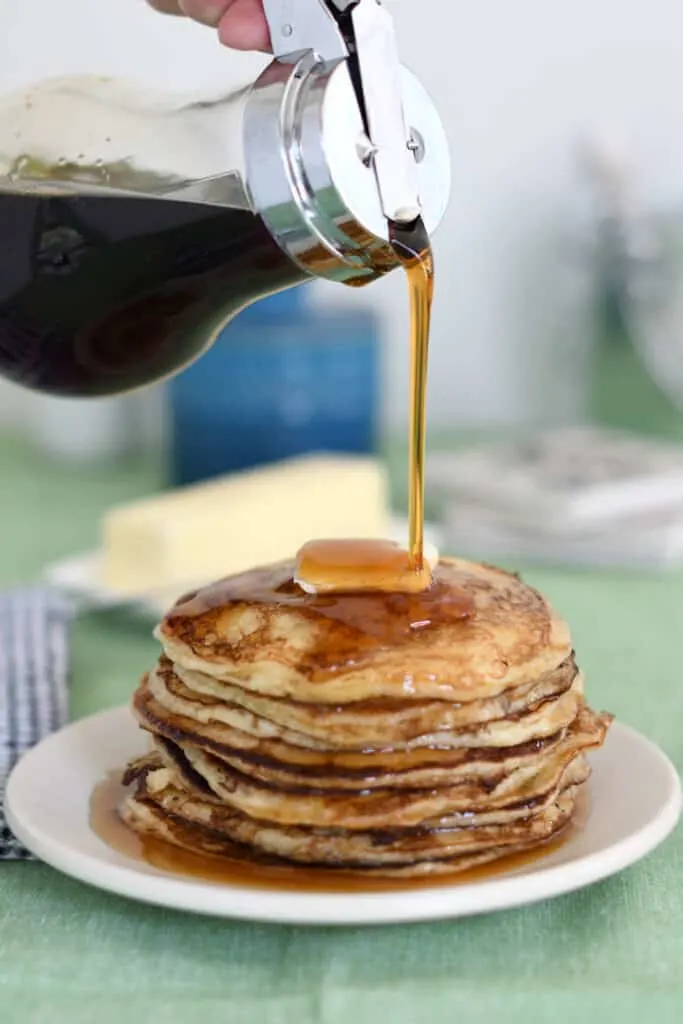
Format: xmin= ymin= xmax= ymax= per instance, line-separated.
xmin=134 ymin=680 xmax=576 ymax=790
xmin=147 ymin=742 xmax=591 ymax=830
xmin=121 ymin=788 xmax=571 ymax=878
xmin=121 ymin=759 xmax=581 ymax=871
xmin=156 ymin=558 xmax=572 ymax=704
xmin=172 ymin=654 xmax=578 ymax=747
xmin=143 ymin=660 xmax=586 ymax=752
xmin=119 ymin=556 xmax=612 ymax=880
xmin=147 ymin=706 xmax=603 ymax=831
xmin=151 ymin=731 xmax=595 ymax=831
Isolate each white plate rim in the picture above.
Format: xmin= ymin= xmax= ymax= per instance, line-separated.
xmin=6 ymin=707 xmax=681 ymax=927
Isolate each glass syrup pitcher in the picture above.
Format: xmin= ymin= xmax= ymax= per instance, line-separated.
xmin=0 ymin=0 xmax=450 ymax=397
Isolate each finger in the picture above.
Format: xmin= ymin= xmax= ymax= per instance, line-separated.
xmin=147 ymin=1 xmax=239 ymax=29
xmin=217 ymin=0 xmax=272 ymax=51
xmin=147 ymin=0 xmax=272 ymax=52
xmin=178 ymin=0 xmax=233 ymax=28
xmin=146 ymin=0 xmax=184 ymax=14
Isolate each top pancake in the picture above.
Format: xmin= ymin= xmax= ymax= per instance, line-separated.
xmin=157 ymin=557 xmax=572 ymax=704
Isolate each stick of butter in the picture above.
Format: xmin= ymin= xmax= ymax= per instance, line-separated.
xmin=101 ymin=455 xmax=391 ymax=595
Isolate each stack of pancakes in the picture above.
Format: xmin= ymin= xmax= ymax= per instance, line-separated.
xmin=121 ymin=557 xmax=611 ymax=877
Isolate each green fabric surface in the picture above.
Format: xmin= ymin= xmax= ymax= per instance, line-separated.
xmin=0 ymin=432 xmax=682 ymax=1024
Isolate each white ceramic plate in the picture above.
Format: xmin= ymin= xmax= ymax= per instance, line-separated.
xmin=43 ymin=519 xmax=444 ymax=619
xmin=6 ymin=707 xmax=681 ymax=926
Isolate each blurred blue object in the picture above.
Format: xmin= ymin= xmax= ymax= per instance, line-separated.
xmin=168 ymin=288 xmax=380 ymax=486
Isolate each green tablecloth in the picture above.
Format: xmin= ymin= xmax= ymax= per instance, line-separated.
xmin=1 ymin=433 xmax=682 ymax=1024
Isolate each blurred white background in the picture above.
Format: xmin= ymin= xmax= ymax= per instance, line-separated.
xmin=2 ymin=0 xmax=683 ymax=435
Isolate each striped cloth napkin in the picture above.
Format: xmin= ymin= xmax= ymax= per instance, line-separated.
xmin=0 ymin=587 xmax=74 ymax=859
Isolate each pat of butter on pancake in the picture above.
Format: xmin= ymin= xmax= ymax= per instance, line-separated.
xmin=295 ymin=538 xmax=439 ymax=594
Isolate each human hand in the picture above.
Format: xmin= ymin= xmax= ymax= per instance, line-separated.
xmin=146 ymin=0 xmax=271 ymax=52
